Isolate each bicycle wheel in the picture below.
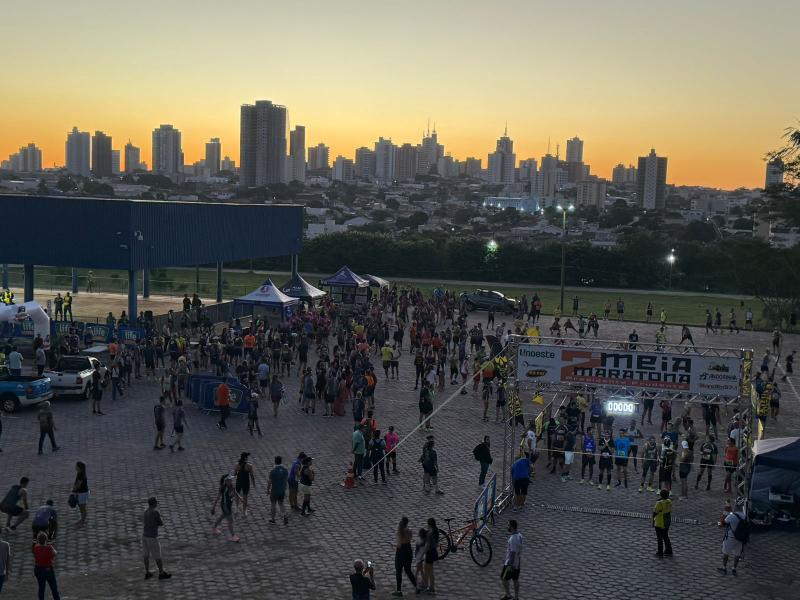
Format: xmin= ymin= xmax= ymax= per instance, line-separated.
xmin=469 ymin=533 xmax=492 ymax=567
xmin=437 ymin=529 xmax=453 ymax=560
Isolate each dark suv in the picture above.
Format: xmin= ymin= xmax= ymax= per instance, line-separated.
xmin=459 ymin=289 xmax=518 ymax=313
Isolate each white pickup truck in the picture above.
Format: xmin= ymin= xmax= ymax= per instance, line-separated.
xmin=44 ymin=355 xmax=108 ymax=400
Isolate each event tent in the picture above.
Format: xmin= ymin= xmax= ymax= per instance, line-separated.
xmin=320 ymin=266 xmax=369 ymax=310
xmin=364 ymin=274 xmax=390 ymax=289
xmin=750 ymin=437 xmax=800 ymax=519
xmin=233 ymin=279 xmax=299 ymax=321
xmin=280 ymin=273 xmax=326 ymax=305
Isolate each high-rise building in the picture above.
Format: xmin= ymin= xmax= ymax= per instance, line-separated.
xmin=221 ymin=156 xmax=236 ymax=172
xmin=519 ymin=158 xmax=538 ymax=182
xmin=205 ymin=138 xmax=221 ymax=176
xmin=239 ymin=99 xmax=287 ymax=187
xmin=289 ymin=126 xmax=306 ymax=182
xmin=437 ymin=155 xmax=458 ymax=179
xmin=487 ymin=128 xmax=516 ymax=184
xmin=355 ymin=147 xmax=376 ymax=181
xmin=395 ymin=143 xmax=418 ymax=181
xmin=564 ymin=137 xmax=585 ymax=183
xmin=152 ymin=124 xmax=183 ymax=181
xmin=464 ymin=157 xmax=482 ymax=178
xmin=566 ymin=136 xmax=584 ymax=163
xmin=765 ymin=158 xmax=784 ymax=188
xmin=332 ymin=156 xmax=355 ymax=183
xmin=576 ymin=179 xmax=608 ymax=208
xmin=636 ymin=149 xmax=668 ymax=210
xmin=3 ymin=143 xmax=42 ymax=172
xmin=539 ymin=153 xmax=558 ymax=197
xmin=612 ymin=163 xmax=637 ymax=186
xmin=111 ymin=150 xmax=121 ymax=176
xmin=91 ymin=131 xmax=113 ymax=178
xmin=611 ymin=163 xmax=627 ymax=186
xmin=124 ymin=141 xmax=141 ymax=174
xmin=307 ymin=143 xmax=330 ymax=171
xmin=374 ymin=138 xmax=396 ymax=183
xmin=417 ymin=125 xmax=444 ymax=175
xmin=65 ymin=126 xmax=91 ymax=177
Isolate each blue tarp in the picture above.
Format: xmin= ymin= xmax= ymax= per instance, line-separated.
xmin=188 ymin=374 xmax=254 ymax=415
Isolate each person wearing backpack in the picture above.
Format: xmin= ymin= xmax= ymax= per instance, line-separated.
xmin=717 ymin=504 xmax=749 ymax=576
xmin=652 ymin=488 xmax=673 ymax=557
xmin=473 ymin=436 xmax=493 ymax=487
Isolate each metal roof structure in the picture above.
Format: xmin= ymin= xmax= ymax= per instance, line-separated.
xmin=0 ymin=195 xmax=303 ymax=317
xmin=0 ymin=195 xmax=303 ymax=270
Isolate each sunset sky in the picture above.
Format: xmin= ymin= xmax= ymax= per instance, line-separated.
xmin=1 ymin=0 xmax=797 ymax=189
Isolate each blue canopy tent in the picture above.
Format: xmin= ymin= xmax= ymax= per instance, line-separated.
xmin=320 ymin=266 xmax=370 ymax=311
xmin=750 ymin=437 xmax=800 ymax=522
xmin=233 ymin=279 xmax=299 ymax=322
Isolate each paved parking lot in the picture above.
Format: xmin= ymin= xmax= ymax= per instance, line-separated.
xmin=0 ymin=316 xmax=798 ymax=599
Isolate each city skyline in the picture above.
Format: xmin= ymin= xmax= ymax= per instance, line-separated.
xmin=1 ymin=0 xmax=798 ymax=189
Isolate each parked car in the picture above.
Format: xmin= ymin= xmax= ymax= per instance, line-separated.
xmin=44 ymin=355 xmax=108 ymax=400
xmin=0 ymin=373 xmax=54 ymax=413
xmin=459 ymin=289 xmax=518 ymax=313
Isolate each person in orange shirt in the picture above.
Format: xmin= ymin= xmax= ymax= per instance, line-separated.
xmin=215 ymin=382 xmax=231 ymax=430
xmin=108 ymin=339 xmax=119 ymax=363
xmin=243 ymin=332 xmax=256 ymax=361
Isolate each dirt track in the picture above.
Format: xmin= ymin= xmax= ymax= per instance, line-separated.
xmin=8 ymin=287 xmax=189 ymax=321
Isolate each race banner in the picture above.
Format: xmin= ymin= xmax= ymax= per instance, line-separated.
xmin=517 ymin=344 xmax=742 ymax=398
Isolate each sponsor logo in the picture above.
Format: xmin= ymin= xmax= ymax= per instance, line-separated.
xmin=699 ymin=372 xmax=737 ymax=382
xmin=525 ymin=369 xmax=548 ymax=378
xmin=520 ymin=348 xmax=556 ymax=359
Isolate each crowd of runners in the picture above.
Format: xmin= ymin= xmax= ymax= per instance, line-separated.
xmin=0 ymin=283 xmax=795 ymax=599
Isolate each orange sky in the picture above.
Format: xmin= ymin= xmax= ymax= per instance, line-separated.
xmin=1 ymin=0 xmax=797 ymax=189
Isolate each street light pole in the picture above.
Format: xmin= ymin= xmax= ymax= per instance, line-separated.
xmin=667 ymin=248 xmax=676 ymax=289
xmin=557 ymin=204 xmax=574 ymax=313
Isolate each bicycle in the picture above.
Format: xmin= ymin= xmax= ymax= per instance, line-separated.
xmin=437 ymin=517 xmax=492 ymax=567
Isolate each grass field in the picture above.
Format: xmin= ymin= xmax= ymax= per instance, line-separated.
xmin=3 ymin=265 xmax=764 ymax=328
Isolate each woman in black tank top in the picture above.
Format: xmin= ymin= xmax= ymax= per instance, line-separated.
xmin=234 ymin=453 xmax=254 ymax=515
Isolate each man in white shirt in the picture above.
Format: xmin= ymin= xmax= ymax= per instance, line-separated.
xmin=523 ymin=428 xmax=537 ymax=461
xmin=717 ymin=507 xmax=747 ymax=576
xmin=7 ymin=347 xmax=23 ymax=377
xmin=501 ymin=520 xmax=522 ymax=600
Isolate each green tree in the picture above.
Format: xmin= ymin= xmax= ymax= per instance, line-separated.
xmin=453 ymin=208 xmax=477 ymax=224
xmin=83 ymin=180 xmax=115 ymax=197
xmin=369 ymin=209 xmax=391 ymax=222
xmin=681 ymin=221 xmax=716 ymax=243
xmin=56 ymin=176 xmax=77 ymax=192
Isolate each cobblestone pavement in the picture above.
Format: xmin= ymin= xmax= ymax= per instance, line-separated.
xmin=0 ymin=316 xmax=798 ymax=600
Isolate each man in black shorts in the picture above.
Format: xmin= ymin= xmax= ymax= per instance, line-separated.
xmin=659 ymin=439 xmax=676 ymax=495
xmin=501 ymin=520 xmax=522 ymax=600
xmin=695 ymin=434 xmax=718 ymax=491
xmin=1 ymin=477 xmax=30 ymax=531
xmin=549 ymin=418 xmax=567 ymax=475
xmin=639 ymin=436 xmax=659 ymax=492
xmin=511 ymin=456 xmax=532 ymax=509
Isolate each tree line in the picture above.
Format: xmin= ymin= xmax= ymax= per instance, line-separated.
xmin=241 ymin=231 xmax=799 ymax=318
